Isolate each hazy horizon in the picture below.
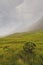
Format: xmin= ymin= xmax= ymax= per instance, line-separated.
xmin=0 ymin=0 xmax=43 ymax=36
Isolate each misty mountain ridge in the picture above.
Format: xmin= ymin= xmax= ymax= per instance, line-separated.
xmin=28 ymin=17 xmax=43 ymax=31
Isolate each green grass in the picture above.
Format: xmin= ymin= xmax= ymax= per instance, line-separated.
xmin=0 ymin=30 xmax=43 ymax=65
xmin=0 ymin=30 xmax=43 ymax=43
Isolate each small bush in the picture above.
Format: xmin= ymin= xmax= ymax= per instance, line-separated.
xmin=23 ymin=42 xmax=36 ymax=54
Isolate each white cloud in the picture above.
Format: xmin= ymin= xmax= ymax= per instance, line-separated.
xmin=0 ymin=0 xmax=43 ymax=36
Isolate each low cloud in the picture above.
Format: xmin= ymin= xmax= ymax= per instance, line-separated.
xmin=0 ymin=0 xmax=43 ymax=36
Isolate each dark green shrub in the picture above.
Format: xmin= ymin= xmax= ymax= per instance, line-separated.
xmin=23 ymin=42 xmax=36 ymax=54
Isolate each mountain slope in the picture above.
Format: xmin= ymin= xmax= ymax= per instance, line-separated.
xmin=0 ymin=30 xmax=43 ymax=43
xmin=0 ymin=30 xmax=43 ymax=65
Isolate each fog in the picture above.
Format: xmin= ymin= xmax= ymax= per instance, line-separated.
xmin=0 ymin=0 xmax=43 ymax=36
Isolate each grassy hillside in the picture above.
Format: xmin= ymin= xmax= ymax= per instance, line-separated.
xmin=0 ymin=30 xmax=43 ymax=43
xmin=0 ymin=30 xmax=43 ymax=65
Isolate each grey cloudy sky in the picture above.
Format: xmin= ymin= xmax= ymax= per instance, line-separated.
xmin=0 ymin=0 xmax=43 ymax=36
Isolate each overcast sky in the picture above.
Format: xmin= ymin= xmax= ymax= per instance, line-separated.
xmin=0 ymin=0 xmax=43 ymax=36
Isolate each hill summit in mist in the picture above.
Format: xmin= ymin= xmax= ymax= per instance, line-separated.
xmin=29 ymin=17 xmax=43 ymax=31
